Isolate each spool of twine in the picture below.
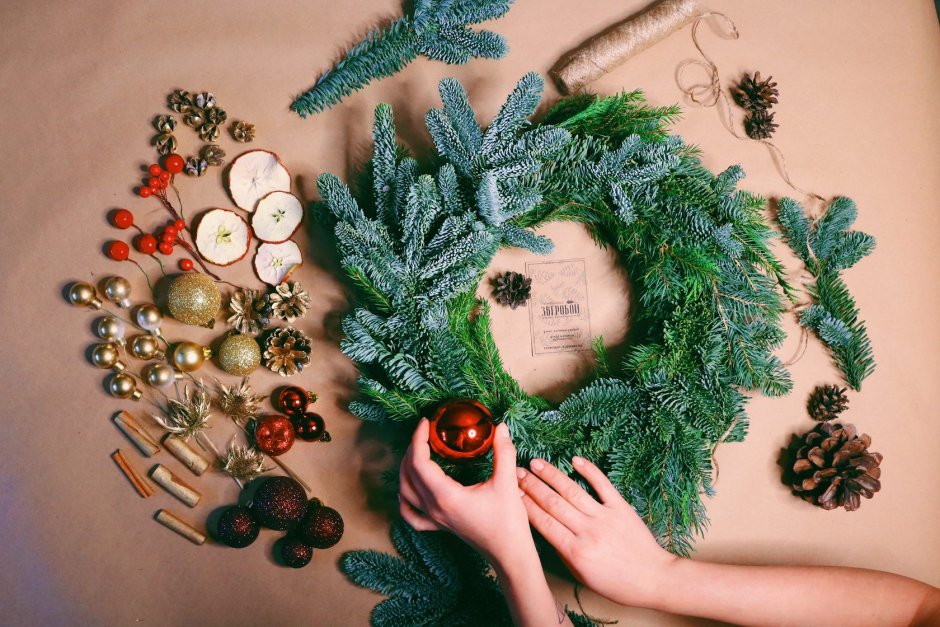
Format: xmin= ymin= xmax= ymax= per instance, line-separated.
xmin=551 ymin=0 xmax=702 ymax=94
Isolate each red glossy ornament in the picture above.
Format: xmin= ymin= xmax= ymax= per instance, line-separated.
xmin=111 ymin=209 xmax=134 ymax=229
xmin=254 ymin=415 xmax=295 ymax=456
xmin=107 ymin=240 xmax=130 ymax=261
xmin=164 ymin=154 xmax=185 ymax=174
xmin=428 ymin=399 xmax=495 ymax=461
xmin=179 ymin=258 xmax=194 ymax=271
xmin=136 ymin=234 xmax=157 ymax=254
xmin=292 ymin=412 xmax=328 ymax=442
xmin=277 ymin=386 xmax=314 ymax=416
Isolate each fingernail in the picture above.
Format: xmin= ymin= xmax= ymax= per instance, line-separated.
xmin=530 ymin=459 xmax=544 ymax=471
xmin=516 ymin=467 xmax=526 ymax=479
xmin=572 ymin=456 xmax=584 ymax=467
xmin=498 ymin=423 xmax=510 ymax=438
xmin=519 ymin=489 xmax=525 ymax=498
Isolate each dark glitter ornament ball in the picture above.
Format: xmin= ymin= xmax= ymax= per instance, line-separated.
xmin=251 ymin=477 xmax=308 ymax=530
xmin=279 ymin=537 xmax=314 ymax=568
xmin=297 ymin=502 xmax=344 ymax=549
xmin=276 ymin=386 xmax=312 ymax=416
xmin=215 ymin=505 xmax=260 ymax=548
xmin=292 ymin=411 xmax=327 ymax=442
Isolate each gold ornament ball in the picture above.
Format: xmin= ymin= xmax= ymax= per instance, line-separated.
xmin=167 ymin=273 xmax=221 ymax=326
xmin=135 ymin=304 xmax=163 ymax=333
xmin=130 ymin=334 xmax=164 ymax=360
xmin=109 ymin=372 xmax=142 ymax=401
xmin=68 ymin=282 xmax=102 ymax=309
xmin=218 ymin=334 xmax=261 ymax=376
xmin=91 ymin=342 xmax=126 ymax=371
xmin=103 ymin=276 xmax=132 ymax=308
xmin=95 ymin=316 xmax=126 ymax=345
xmin=142 ymin=362 xmax=180 ymax=388
xmin=172 ymin=341 xmax=212 ymax=372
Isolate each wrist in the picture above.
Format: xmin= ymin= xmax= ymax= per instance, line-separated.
xmin=638 ymin=555 xmax=691 ymax=612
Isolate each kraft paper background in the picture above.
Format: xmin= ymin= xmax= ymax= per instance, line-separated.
xmin=1 ymin=1 xmax=938 ymax=624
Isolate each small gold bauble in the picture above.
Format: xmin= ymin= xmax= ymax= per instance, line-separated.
xmin=172 ymin=341 xmax=212 ymax=372
xmin=130 ymin=334 xmax=164 ymax=360
xmin=218 ymin=334 xmax=261 ymax=376
xmin=142 ymin=362 xmax=181 ymax=388
xmin=109 ymin=372 xmax=142 ymax=400
xmin=68 ymin=282 xmax=102 ymax=309
xmin=167 ymin=273 xmax=221 ymax=326
xmin=135 ymin=304 xmax=163 ymax=333
xmin=95 ymin=317 xmax=126 ymax=345
xmin=91 ymin=342 xmax=126 ymax=371
xmin=103 ymin=276 xmax=132 ymax=308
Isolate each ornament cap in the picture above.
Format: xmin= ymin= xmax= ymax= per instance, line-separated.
xmin=130 ymin=389 xmax=143 ymax=401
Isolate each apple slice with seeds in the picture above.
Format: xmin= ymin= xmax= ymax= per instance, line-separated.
xmin=194 ymin=209 xmax=251 ymax=266
xmin=254 ymin=240 xmax=303 ymax=285
xmin=252 ymin=191 xmax=304 ymax=243
xmin=228 ymin=150 xmax=291 ymax=212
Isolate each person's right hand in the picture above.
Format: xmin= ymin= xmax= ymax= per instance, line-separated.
xmin=516 ymin=456 xmax=677 ymax=608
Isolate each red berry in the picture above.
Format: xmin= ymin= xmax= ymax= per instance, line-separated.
xmin=164 ymin=154 xmax=185 ymax=174
xmin=159 ymin=180 xmax=168 ymax=189
xmin=159 ymin=171 xmax=170 ymax=182
xmin=148 ymin=177 xmax=160 ymax=188
xmin=149 ymin=164 xmax=162 ymax=177
xmin=111 ymin=209 xmax=134 ymax=229
xmin=158 ymin=242 xmax=174 ymax=255
xmin=138 ymin=187 xmax=152 ymax=198
xmin=107 ymin=240 xmax=130 ymax=261
xmin=149 ymin=185 xmax=160 ymax=196
xmin=174 ymin=219 xmax=185 ymax=231
xmin=179 ymin=258 xmax=194 ymax=271
xmin=136 ymin=234 xmax=158 ymax=254
xmin=163 ymin=225 xmax=178 ymax=238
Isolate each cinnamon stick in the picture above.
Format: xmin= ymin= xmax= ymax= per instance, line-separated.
xmin=111 ymin=449 xmax=154 ymax=498
xmin=113 ymin=411 xmax=160 ymax=457
xmin=162 ymin=434 xmax=210 ymax=476
xmin=150 ymin=464 xmax=201 ymax=507
xmin=155 ymin=509 xmax=206 ymax=545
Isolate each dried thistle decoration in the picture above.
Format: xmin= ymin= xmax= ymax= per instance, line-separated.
xmin=153 ymin=381 xmax=212 ymax=440
xmin=222 ymin=439 xmax=270 ymax=484
xmin=185 ymin=157 xmax=208 ymax=177
xmin=215 ymin=378 xmax=266 ymax=425
xmin=263 ymin=327 xmax=312 ymax=376
xmin=154 ymin=114 xmax=177 ymax=133
xmin=269 ymin=281 xmax=311 ymax=322
xmin=232 ymin=120 xmax=256 ymax=143
xmin=201 ymin=144 xmax=226 ymax=167
xmin=155 ymin=132 xmax=178 ymax=156
xmin=227 ymin=288 xmax=271 ymax=335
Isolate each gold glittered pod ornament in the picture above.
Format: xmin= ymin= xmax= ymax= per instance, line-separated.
xmin=142 ymin=362 xmax=184 ymax=388
xmin=217 ymin=334 xmax=261 ymax=376
xmin=109 ymin=372 xmax=142 ymax=401
xmin=167 ymin=273 xmax=221 ymax=327
xmin=68 ymin=282 xmax=102 ymax=310
xmin=172 ymin=341 xmax=212 ymax=372
xmin=94 ymin=316 xmax=126 ymax=346
xmin=134 ymin=304 xmax=163 ymax=333
xmin=130 ymin=334 xmax=165 ymax=360
xmin=103 ymin=276 xmax=132 ymax=308
xmin=91 ymin=342 xmax=127 ymax=372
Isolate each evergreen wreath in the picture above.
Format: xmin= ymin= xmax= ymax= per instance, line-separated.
xmin=315 ymin=72 xmax=811 ymax=624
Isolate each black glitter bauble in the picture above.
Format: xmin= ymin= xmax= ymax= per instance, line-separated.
xmin=292 ymin=412 xmax=327 ymax=442
xmin=297 ymin=503 xmax=344 ymax=549
xmin=215 ymin=505 xmax=260 ymax=548
xmin=280 ymin=537 xmax=314 ymax=568
xmin=251 ymin=477 xmax=308 ymax=530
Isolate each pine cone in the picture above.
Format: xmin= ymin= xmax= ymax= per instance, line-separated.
xmin=198 ymin=123 xmax=220 ymax=142
xmin=168 ymin=89 xmax=193 ymax=113
xmin=263 ymin=326 xmax=312 ymax=376
xmin=201 ymin=144 xmax=226 ymax=167
xmin=733 ymin=71 xmax=779 ymax=112
xmin=790 ymin=422 xmax=882 ymax=511
xmin=194 ymin=92 xmax=217 ymax=109
xmin=808 ymin=384 xmax=848 ymax=422
xmin=232 ymin=120 xmax=256 ymax=143
xmin=184 ymin=157 xmax=208 ymax=177
xmin=744 ymin=109 xmax=778 ymax=140
xmin=492 ymin=271 xmax=531 ymax=309
xmin=154 ymin=132 xmax=178 ymax=156
xmin=227 ymin=289 xmax=271 ymax=336
xmin=268 ymin=281 xmax=311 ymax=323
xmin=154 ymin=115 xmax=177 ymax=133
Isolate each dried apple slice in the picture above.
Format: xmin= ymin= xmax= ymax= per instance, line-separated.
xmin=252 ymin=191 xmax=304 ymax=243
xmin=254 ymin=241 xmax=303 ymax=285
xmin=194 ymin=209 xmax=251 ymax=266
xmin=228 ymin=150 xmax=291 ymax=212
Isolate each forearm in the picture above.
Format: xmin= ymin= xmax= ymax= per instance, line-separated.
xmin=493 ymin=543 xmax=572 ymax=627
xmin=646 ymin=558 xmax=939 ymax=626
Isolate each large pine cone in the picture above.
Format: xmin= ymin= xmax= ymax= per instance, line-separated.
xmin=791 ymin=422 xmax=882 ymax=511
xmin=493 ymin=271 xmax=532 ymax=309
xmin=733 ymin=71 xmax=779 ymax=112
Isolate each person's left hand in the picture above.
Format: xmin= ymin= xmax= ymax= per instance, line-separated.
xmin=398 ymin=419 xmax=534 ymax=569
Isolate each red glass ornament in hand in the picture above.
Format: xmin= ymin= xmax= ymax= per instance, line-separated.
xmin=428 ymin=399 xmax=495 ymax=461
xmin=254 ymin=415 xmax=295 ymax=456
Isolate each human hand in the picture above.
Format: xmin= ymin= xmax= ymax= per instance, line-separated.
xmin=517 ymin=456 xmax=677 ymax=608
xmin=398 ymin=419 xmax=535 ymax=568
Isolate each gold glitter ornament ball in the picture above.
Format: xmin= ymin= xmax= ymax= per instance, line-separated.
xmin=167 ymin=273 xmax=221 ymax=326
xmin=218 ymin=334 xmax=261 ymax=376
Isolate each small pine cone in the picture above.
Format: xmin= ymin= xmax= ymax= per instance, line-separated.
xmin=154 ymin=132 xmax=178 ymax=156
xmin=808 ymin=384 xmax=849 ymax=422
xmin=168 ymin=89 xmax=193 ymax=113
xmin=227 ymin=288 xmax=270 ymax=335
xmin=198 ymin=123 xmax=220 ymax=142
xmin=790 ymin=422 xmax=882 ymax=511
xmin=201 ymin=144 xmax=226 ymax=167
xmin=744 ymin=109 xmax=778 ymax=140
xmin=232 ymin=120 xmax=256 ymax=143
xmin=733 ymin=71 xmax=779 ymax=112
xmin=154 ymin=114 xmax=177 ymax=133
xmin=205 ymin=107 xmax=228 ymax=125
xmin=263 ymin=327 xmax=312 ymax=376
xmin=269 ymin=281 xmax=311 ymax=323
xmin=194 ymin=92 xmax=216 ymax=109
xmin=184 ymin=157 xmax=208 ymax=177
xmin=492 ymin=271 xmax=532 ymax=309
